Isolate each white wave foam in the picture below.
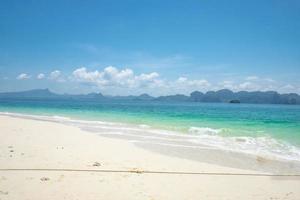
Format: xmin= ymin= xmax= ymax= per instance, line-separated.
xmin=188 ymin=127 xmax=221 ymax=135
xmin=139 ymin=124 xmax=151 ymax=129
xmin=188 ymin=127 xmax=300 ymax=162
xmin=52 ymin=115 xmax=71 ymax=121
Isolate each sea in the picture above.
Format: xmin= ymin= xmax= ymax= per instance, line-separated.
xmin=1 ymin=98 xmax=300 ymax=162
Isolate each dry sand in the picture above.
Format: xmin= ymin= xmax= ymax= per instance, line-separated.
xmin=0 ymin=115 xmax=300 ymax=200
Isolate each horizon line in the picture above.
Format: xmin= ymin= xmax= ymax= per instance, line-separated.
xmin=1 ymin=88 xmax=299 ymax=97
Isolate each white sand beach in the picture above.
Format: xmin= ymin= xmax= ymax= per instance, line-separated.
xmin=0 ymin=115 xmax=300 ymax=200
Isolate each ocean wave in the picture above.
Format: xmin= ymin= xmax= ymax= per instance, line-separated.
xmin=188 ymin=126 xmax=300 ymax=162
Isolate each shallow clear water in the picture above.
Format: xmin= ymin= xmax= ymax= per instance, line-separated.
xmin=1 ymin=98 xmax=300 ymax=161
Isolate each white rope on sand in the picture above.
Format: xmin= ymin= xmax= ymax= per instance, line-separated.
xmin=0 ymin=168 xmax=300 ymax=177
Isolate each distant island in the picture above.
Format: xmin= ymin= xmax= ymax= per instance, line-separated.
xmin=0 ymin=88 xmax=299 ymax=105
xmin=229 ymin=100 xmax=240 ymax=103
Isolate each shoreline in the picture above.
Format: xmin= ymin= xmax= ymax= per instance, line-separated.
xmin=1 ymin=115 xmax=300 ymax=199
xmin=1 ymin=111 xmax=300 ymax=174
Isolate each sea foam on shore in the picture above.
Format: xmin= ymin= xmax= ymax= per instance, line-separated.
xmin=2 ymin=111 xmax=300 ymax=163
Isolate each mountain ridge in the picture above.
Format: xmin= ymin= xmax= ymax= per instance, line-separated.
xmin=0 ymin=88 xmax=299 ymax=105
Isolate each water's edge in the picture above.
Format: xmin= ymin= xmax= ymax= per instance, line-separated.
xmin=1 ymin=111 xmax=300 ymax=174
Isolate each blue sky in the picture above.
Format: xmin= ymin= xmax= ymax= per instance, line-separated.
xmin=0 ymin=0 xmax=299 ymax=95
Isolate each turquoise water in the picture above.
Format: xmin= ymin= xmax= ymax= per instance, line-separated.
xmin=1 ymin=98 xmax=300 ymax=160
xmin=1 ymin=99 xmax=299 ymax=145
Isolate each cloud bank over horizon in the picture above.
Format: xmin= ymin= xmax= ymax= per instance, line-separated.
xmin=7 ymin=66 xmax=300 ymax=96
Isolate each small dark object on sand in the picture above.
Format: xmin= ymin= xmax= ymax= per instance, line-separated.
xmin=0 ymin=191 xmax=9 ymax=195
xmin=93 ymin=162 xmax=101 ymax=167
xmin=40 ymin=177 xmax=50 ymax=181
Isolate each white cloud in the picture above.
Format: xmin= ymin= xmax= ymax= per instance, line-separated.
xmin=37 ymin=73 xmax=45 ymax=79
xmin=137 ymin=72 xmax=159 ymax=81
xmin=177 ymin=77 xmax=188 ymax=83
xmin=240 ymin=81 xmax=277 ymax=92
xmin=219 ymin=80 xmax=236 ymax=90
xmin=238 ymin=82 xmax=258 ymax=90
xmin=281 ymin=84 xmax=295 ymax=90
xmin=73 ymin=67 xmax=102 ymax=83
xmin=278 ymin=84 xmax=296 ymax=93
xmin=136 ymin=72 xmax=160 ymax=88
xmin=49 ymin=70 xmax=65 ymax=82
xmin=49 ymin=70 xmax=61 ymax=79
xmin=72 ymin=66 xmax=161 ymax=89
xmin=176 ymin=77 xmax=210 ymax=88
xmin=16 ymin=73 xmax=30 ymax=80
